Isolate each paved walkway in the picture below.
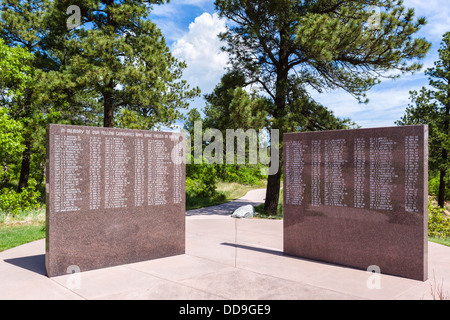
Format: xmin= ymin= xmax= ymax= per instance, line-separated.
xmin=1 ymin=188 xmax=450 ymax=300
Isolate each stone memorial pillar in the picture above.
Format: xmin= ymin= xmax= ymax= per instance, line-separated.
xmin=283 ymin=125 xmax=428 ymax=281
xmin=45 ymin=124 xmax=185 ymax=277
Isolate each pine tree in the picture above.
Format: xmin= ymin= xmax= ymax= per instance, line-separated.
xmin=204 ymin=71 xmax=269 ymax=177
xmin=397 ymin=32 xmax=450 ymax=207
xmin=215 ymin=0 xmax=431 ymax=214
xmin=0 ymin=38 xmax=30 ymax=189
xmin=1 ymin=0 xmax=199 ymax=191
xmin=0 ymin=0 xmax=53 ymax=192
xmin=204 ymin=70 xmax=268 ymax=131
xmin=47 ymin=0 xmax=200 ymax=128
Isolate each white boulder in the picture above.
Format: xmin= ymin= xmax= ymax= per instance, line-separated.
xmin=231 ymin=205 xmax=257 ymax=219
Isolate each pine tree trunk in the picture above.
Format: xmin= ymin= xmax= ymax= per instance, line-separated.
xmin=103 ymin=2 xmax=115 ymax=128
xmin=17 ymin=140 xmax=31 ymax=193
xmin=438 ymin=168 xmax=446 ymax=208
xmin=264 ymin=160 xmax=281 ymax=213
xmin=103 ymin=80 xmax=115 ymax=128
xmin=263 ymin=27 xmax=289 ymax=215
xmin=103 ymin=98 xmax=114 ymax=128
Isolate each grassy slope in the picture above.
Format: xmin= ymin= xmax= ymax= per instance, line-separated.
xmin=186 ymin=180 xmax=266 ymax=210
xmin=0 ymin=225 xmax=45 ymax=252
xmin=429 ymin=237 xmax=450 ymax=247
xmin=0 ymin=208 xmax=46 ymax=252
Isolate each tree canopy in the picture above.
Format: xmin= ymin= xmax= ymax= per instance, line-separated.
xmin=215 ymin=0 xmax=431 ymax=213
xmin=45 ymin=0 xmax=200 ymax=128
xmin=0 ymin=0 xmax=199 ymax=195
xmin=397 ymin=32 xmax=450 ymax=207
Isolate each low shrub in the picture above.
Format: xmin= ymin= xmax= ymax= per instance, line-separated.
xmin=221 ymin=164 xmax=266 ymax=185
xmin=186 ymin=162 xmax=217 ymax=198
xmin=428 ymin=201 xmax=450 ymax=239
xmin=0 ymin=180 xmax=41 ymax=216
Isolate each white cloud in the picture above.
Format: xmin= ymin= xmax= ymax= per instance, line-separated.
xmin=172 ymin=12 xmax=229 ymax=97
xmin=310 ymin=0 xmax=449 ymax=128
xmin=153 ymin=0 xmax=448 ymax=125
xmin=311 ymin=73 xmax=429 ymax=128
xmin=176 ymin=0 xmax=212 ymax=6
xmin=403 ymin=0 xmax=450 ymax=41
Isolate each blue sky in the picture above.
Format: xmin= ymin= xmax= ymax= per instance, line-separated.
xmin=151 ymin=0 xmax=450 ymax=129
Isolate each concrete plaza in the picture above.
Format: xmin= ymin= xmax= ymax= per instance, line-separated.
xmin=1 ymin=189 xmax=449 ymax=300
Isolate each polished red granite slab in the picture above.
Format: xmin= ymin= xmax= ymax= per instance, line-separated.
xmin=283 ymin=125 xmax=428 ymax=281
xmin=46 ymin=124 xmax=185 ymax=277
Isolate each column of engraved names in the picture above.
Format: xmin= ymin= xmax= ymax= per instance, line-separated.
xmin=89 ymin=134 xmax=102 ymax=210
xmin=53 ymin=134 xmax=83 ymax=212
xmin=405 ymin=136 xmax=419 ymax=212
xmin=354 ymin=138 xmax=366 ymax=208
xmin=173 ymin=162 xmax=182 ymax=204
xmin=148 ymin=139 xmax=169 ymax=205
xmin=104 ymin=136 xmax=131 ymax=209
xmin=173 ymin=136 xmax=183 ymax=204
xmin=311 ymin=140 xmax=321 ymax=207
xmin=285 ymin=140 xmax=305 ymax=206
xmin=324 ymin=139 xmax=347 ymax=207
xmin=135 ymin=135 xmax=145 ymax=207
xmin=369 ymin=137 xmax=395 ymax=210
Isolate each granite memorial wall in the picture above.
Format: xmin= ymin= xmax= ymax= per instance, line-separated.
xmin=283 ymin=125 xmax=428 ymax=281
xmin=45 ymin=124 xmax=185 ymax=277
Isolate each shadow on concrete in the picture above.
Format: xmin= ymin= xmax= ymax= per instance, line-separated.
xmin=4 ymin=254 xmax=46 ymax=276
xmin=220 ymin=242 xmax=353 ymax=270
xmin=220 ymin=242 xmax=283 ymax=256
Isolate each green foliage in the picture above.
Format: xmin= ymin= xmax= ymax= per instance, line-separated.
xmin=204 ymin=71 xmax=268 ymax=132
xmin=216 ymin=0 xmax=430 ymax=103
xmin=254 ymin=203 xmax=283 ymax=219
xmin=203 ymin=71 xmax=271 ymax=185
xmin=429 ymin=176 xmax=440 ymax=198
xmin=220 ymin=164 xmax=265 ymax=185
xmin=0 ymin=0 xmax=201 ymax=213
xmin=428 ymin=201 xmax=450 ymax=239
xmin=0 ymin=33 xmax=62 ymax=199
xmin=0 ymin=38 xmax=33 ymax=101
xmin=0 ymin=108 xmax=24 ymax=159
xmin=0 ymin=108 xmax=25 ymax=188
xmin=115 ymin=109 xmax=150 ymax=130
xmin=0 ymin=2 xmax=67 ymax=198
xmin=216 ymin=0 xmax=430 ymax=214
xmin=1 ymin=108 xmax=62 ymax=196
xmin=0 ymin=0 xmax=48 ymax=114
xmin=429 ymin=174 xmax=450 ymax=200
xmin=204 ymin=71 xmax=245 ymax=129
xmin=228 ymin=87 xmax=268 ymax=131
xmin=397 ymin=32 xmax=450 ymax=206
xmin=186 ymin=159 xmax=217 ymax=198
xmin=44 ymin=0 xmax=200 ymax=128
xmin=0 ymin=224 xmax=46 ymax=252
xmin=184 ymin=109 xmax=202 ymax=136
xmin=0 ymin=180 xmax=41 ymax=215
xmin=183 ymin=108 xmax=203 ymax=156
xmin=185 ymin=160 xmax=224 ymax=210
xmin=186 ymin=175 xmax=216 ymax=199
